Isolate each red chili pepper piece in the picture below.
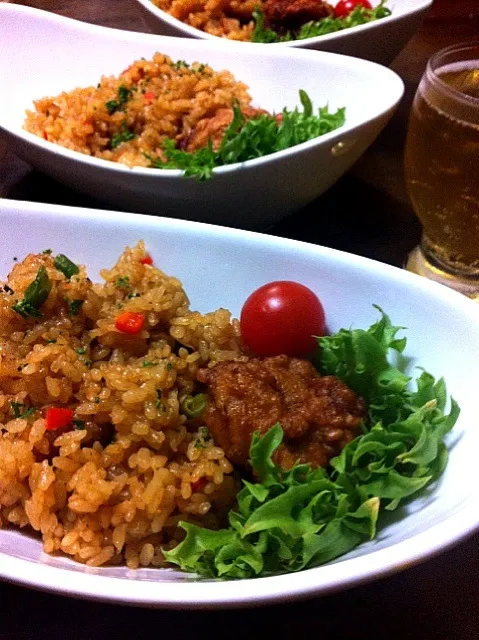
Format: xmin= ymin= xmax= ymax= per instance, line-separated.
xmin=144 ymin=91 xmax=155 ymax=105
xmin=115 ymin=311 xmax=145 ymax=334
xmin=45 ymin=407 xmax=74 ymax=431
xmin=140 ymin=255 xmax=153 ymax=265
xmin=43 ymin=131 xmax=48 ymax=140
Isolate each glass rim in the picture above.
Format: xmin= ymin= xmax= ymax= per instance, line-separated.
xmin=426 ymin=41 xmax=479 ymax=108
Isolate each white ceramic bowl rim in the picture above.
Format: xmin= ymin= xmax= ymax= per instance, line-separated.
xmin=0 ymin=4 xmax=404 ymax=180
xmin=134 ymin=0 xmax=434 ymax=48
xmin=0 ymin=199 xmax=478 ymax=608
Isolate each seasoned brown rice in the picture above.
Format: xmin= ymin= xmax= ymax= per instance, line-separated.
xmin=0 ymin=243 xmax=243 ymax=568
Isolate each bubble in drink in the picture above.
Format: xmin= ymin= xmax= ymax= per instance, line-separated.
xmin=405 ymin=61 xmax=479 ymax=276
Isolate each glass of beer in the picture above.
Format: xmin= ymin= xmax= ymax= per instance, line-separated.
xmin=404 ymin=42 xmax=479 ymax=297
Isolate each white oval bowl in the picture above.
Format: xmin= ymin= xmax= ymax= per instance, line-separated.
xmin=0 ymin=4 xmax=403 ymax=228
xmin=0 ymin=197 xmax=478 ymax=609
xmin=135 ymin=0 xmax=433 ymax=65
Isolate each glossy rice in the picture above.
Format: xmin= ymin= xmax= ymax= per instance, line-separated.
xmin=23 ymin=52 xmax=252 ymax=168
xmin=0 ymin=243 xmax=243 ymax=568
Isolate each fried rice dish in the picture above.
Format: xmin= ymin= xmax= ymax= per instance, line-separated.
xmin=152 ymin=0 xmax=335 ymax=41
xmin=150 ymin=0 xmax=390 ymax=43
xmin=0 ymin=244 xmax=366 ymax=569
xmin=23 ymin=53 xmax=254 ymax=168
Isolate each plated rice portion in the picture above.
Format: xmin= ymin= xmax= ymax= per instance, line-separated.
xmin=23 ymin=53 xmax=252 ymax=168
xmin=23 ymin=51 xmax=346 ymax=181
xmin=150 ymin=0 xmax=391 ymax=43
xmin=0 ymin=243 xmax=241 ymax=568
xmin=0 ymin=246 xmax=458 ymax=578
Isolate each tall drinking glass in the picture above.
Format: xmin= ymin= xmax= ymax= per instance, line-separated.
xmin=404 ymin=42 xmax=479 ymax=297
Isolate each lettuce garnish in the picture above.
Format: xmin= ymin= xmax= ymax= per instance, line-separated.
xmin=163 ymin=308 xmax=459 ymax=578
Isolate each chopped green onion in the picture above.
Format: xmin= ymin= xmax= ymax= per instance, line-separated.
xmin=67 ymin=299 xmax=83 ymax=316
xmin=73 ymin=418 xmax=86 ymax=430
xmin=115 ymin=276 xmax=130 ymax=289
xmin=11 ymin=266 xmax=52 ymax=319
xmin=54 ymin=254 xmax=80 ymax=279
xmin=181 ymin=393 xmax=208 ymax=419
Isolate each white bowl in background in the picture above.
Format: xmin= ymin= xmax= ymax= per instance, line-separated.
xmin=0 ymin=4 xmax=403 ymax=228
xmin=134 ymin=0 xmax=433 ymax=65
xmin=0 ymin=198 xmax=478 ymax=608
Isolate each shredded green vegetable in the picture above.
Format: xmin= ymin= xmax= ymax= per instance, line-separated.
xmin=163 ymin=308 xmax=458 ymax=579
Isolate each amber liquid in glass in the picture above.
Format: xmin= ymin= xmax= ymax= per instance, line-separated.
xmin=405 ymin=64 xmax=479 ymax=276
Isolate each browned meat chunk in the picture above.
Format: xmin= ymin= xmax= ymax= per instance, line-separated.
xmin=183 ymin=106 xmax=269 ymax=152
xmin=198 ymin=355 xmax=365 ymax=470
xmin=263 ymin=0 xmax=334 ymax=32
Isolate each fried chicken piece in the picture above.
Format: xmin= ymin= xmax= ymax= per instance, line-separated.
xmin=263 ymin=0 xmax=334 ymax=32
xmin=198 ymin=355 xmax=365 ymax=470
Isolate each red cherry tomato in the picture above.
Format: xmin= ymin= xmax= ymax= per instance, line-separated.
xmin=240 ymin=281 xmax=325 ymax=357
xmin=335 ymin=0 xmax=372 ymax=18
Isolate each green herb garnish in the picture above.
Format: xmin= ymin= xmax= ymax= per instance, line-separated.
xmin=11 ymin=266 xmax=52 ymax=319
xmin=73 ymin=418 xmax=86 ymax=430
xmin=54 ymin=254 xmax=80 ymax=279
xmin=42 ymin=249 xmax=52 ymax=255
xmin=127 ymin=292 xmax=141 ymax=299
xmin=115 ymin=276 xmax=130 ymax=289
xmin=194 ymin=425 xmax=211 ymax=448
xmin=142 ymin=360 xmax=155 ymax=367
xmin=67 ymin=299 xmax=84 ymax=316
xmin=163 ymin=308 xmax=458 ymax=579
xmin=110 ymin=123 xmax=136 ymax=149
xmin=148 ymin=92 xmax=345 ymax=181
xmin=106 ymin=85 xmax=134 ymax=115
xmin=171 ymin=60 xmax=190 ymax=70
xmin=11 ymin=402 xmax=36 ymax=420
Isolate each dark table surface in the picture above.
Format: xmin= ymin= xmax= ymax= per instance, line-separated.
xmin=1 ymin=0 xmax=479 ymax=637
